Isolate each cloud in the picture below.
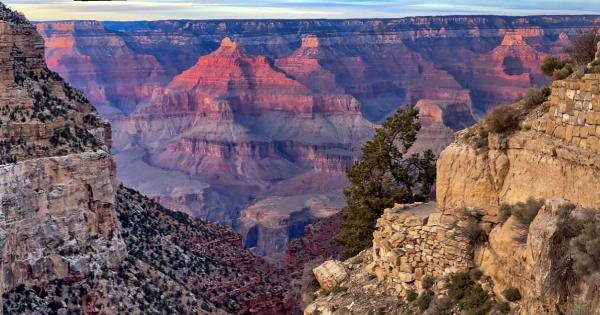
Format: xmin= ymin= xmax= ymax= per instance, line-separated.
xmin=3 ymin=0 xmax=600 ymax=21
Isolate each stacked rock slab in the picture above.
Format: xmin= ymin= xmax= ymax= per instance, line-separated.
xmin=544 ymin=74 xmax=600 ymax=152
xmin=370 ymin=203 xmax=472 ymax=296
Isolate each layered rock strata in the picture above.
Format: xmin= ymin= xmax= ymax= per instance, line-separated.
xmin=0 ymin=4 xmax=294 ymax=314
xmin=35 ymin=16 xmax=599 ymax=259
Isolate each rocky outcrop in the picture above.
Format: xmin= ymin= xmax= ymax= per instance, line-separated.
xmin=307 ymin=47 xmax=600 ymax=314
xmin=0 ymin=152 xmax=125 ymax=294
xmin=0 ymin=3 xmax=126 ymax=301
xmin=475 ymin=199 xmax=584 ymax=314
xmin=434 ymin=71 xmax=600 ymax=312
xmin=437 ymin=76 xmax=600 ymax=218
xmin=312 ymin=260 xmax=348 ymax=292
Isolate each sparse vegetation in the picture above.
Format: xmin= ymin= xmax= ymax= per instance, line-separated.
xmin=502 ymin=287 xmax=521 ymax=302
xmin=337 ymin=107 xmax=437 ymax=259
xmin=498 ymin=198 xmax=544 ymax=243
xmin=541 ymin=28 xmax=600 ymax=79
xmin=416 ymin=290 xmax=435 ymax=311
xmin=461 ymin=209 xmax=488 ymax=245
xmin=469 ymin=269 xmax=483 ymax=281
xmin=406 ymin=290 xmax=418 ymax=302
xmin=497 ymin=302 xmax=511 ymax=314
xmin=541 ymin=55 xmax=575 ymax=80
xmin=422 ymin=276 xmax=435 ymax=290
xmin=517 ymin=87 xmax=551 ymax=110
xmin=570 ymin=212 xmax=600 ymax=278
xmin=566 ymin=28 xmax=600 ymax=67
xmin=447 ymin=271 xmax=492 ymax=315
xmin=432 ymin=297 xmax=452 ymax=315
xmin=485 ymin=105 xmax=522 ymax=134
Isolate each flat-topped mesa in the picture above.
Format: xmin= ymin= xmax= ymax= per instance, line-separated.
xmin=501 ymin=31 xmax=527 ymax=46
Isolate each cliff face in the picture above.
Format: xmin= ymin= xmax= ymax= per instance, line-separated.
xmin=307 ymin=58 xmax=600 ymax=313
xmin=437 ymin=75 xmax=600 ymax=217
xmin=0 ymin=6 xmax=126 ymax=299
xmin=36 ymin=16 xmax=600 ymax=258
xmin=0 ymin=5 xmax=293 ymax=314
xmin=434 ymin=74 xmax=600 ymax=313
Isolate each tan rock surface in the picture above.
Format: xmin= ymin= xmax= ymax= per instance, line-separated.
xmin=313 ymin=260 xmax=348 ymax=292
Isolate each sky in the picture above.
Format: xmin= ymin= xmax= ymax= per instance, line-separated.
xmin=4 ymin=0 xmax=600 ymax=21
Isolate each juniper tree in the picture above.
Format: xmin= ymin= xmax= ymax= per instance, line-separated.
xmin=336 ymin=106 xmax=436 ymax=258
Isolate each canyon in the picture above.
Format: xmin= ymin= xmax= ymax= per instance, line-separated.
xmin=0 ymin=5 xmax=293 ymax=314
xmin=35 ymin=16 xmax=600 ymax=258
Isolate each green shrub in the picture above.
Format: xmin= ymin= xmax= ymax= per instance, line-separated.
xmin=486 ymin=105 xmax=522 ymax=134
xmin=501 ymin=198 xmax=544 ymax=243
xmin=469 ymin=269 xmax=483 ymax=281
xmin=498 ymin=203 xmax=512 ymax=224
xmin=464 ymin=221 xmax=487 ymax=244
xmin=422 ymin=276 xmax=435 ymax=290
xmin=406 ymin=290 xmax=418 ymax=302
xmin=502 ymin=287 xmax=522 ymax=302
xmin=432 ymin=297 xmax=452 ymax=315
xmin=553 ymin=65 xmax=575 ymax=80
xmin=448 ymin=272 xmax=491 ymax=315
xmin=417 ymin=290 xmax=434 ymax=311
xmin=459 ymin=284 xmax=490 ymax=315
xmin=511 ymin=198 xmax=544 ymax=227
xmin=570 ymin=212 xmax=600 ymax=278
xmin=518 ymin=87 xmax=550 ymax=110
xmin=448 ymin=272 xmax=473 ymax=303
xmin=541 ymin=55 xmax=575 ymax=80
xmin=553 ymin=203 xmax=581 ymax=254
xmin=541 ymin=55 xmax=561 ymax=76
xmin=497 ymin=302 xmax=511 ymax=314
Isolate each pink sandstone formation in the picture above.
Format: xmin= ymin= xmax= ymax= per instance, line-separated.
xmin=35 ymin=17 xmax=600 ymax=258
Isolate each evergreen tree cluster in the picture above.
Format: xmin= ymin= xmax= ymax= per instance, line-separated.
xmin=336 ymin=107 xmax=436 ymax=258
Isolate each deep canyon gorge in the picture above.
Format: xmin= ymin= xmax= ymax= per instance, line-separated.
xmin=35 ymin=16 xmax=600 ymax=258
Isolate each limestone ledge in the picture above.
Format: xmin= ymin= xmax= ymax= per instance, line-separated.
xmin=438 ymin=129 xmax=600 ymax=218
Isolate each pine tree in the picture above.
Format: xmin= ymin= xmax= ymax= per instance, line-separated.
xmin=336 ymin=106 xmax=436 ymax=259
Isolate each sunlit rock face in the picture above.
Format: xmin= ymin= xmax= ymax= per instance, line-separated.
xmin=36 ymin=16 xmax=600 ymax=258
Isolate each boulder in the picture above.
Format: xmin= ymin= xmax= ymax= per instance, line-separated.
xmin=313 ymin=260 xmax=348 ymax=291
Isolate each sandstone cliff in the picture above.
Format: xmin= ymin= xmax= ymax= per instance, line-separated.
xmin=306 ymin=50 xmax=600 ymax=315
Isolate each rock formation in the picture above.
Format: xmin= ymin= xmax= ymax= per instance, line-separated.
xmin=0 ymin=4 xmax=294 ymax=314
xmin=306 ymin=47 xmax=600 ymax=314
xmin=35 ymin=17 xmax=600 ymax=260
xmin=112 ymin=36 xmax=373 ymax=257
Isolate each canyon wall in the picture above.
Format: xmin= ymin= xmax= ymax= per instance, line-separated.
xmin=0 ymin=5 xmax=295 ymax=314
xmin=35 ymin=16 xmax=600 ymax=258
